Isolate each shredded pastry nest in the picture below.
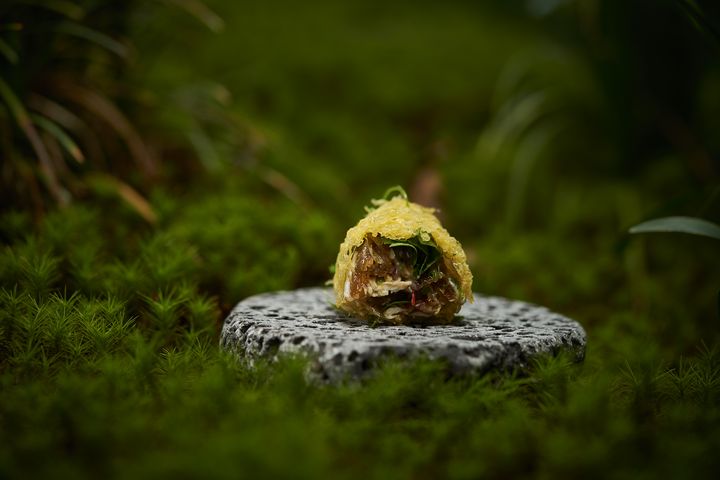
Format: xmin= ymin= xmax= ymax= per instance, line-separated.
xmin=333 ymin=197 xmax=473 ymax=316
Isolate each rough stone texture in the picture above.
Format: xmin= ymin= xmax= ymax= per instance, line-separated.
xmin=220 ymin=287 xmax=586 ymax=382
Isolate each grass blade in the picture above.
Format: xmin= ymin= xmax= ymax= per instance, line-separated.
xmin=0 ymin=77 xmax=29 ymax=125
xmin=673 ymin=0 xmax=720 ymax=46
xmin=56 ymin=22 xmax=129 ymax=58
xmin=0 ymin=77 xmax=69 ymax=205
xmin=629 ymin=216 xmax=720 ymax=241
xmin=256 ymin=166 xmax=311 ymax=209
xmin=54 ymin=80 xmax=157 ymax=176
xmin=28 ymin=95 xmax=83 ymax=130
xmin=30 ymin=113 xmax=84 ymax=163
xmin=86 ymin=173 xmax=158 ymax=224
xmin=29 ymin=94 xmax=107 ymax=165
xmin=0 ymin=38 xmax=18 ymax=64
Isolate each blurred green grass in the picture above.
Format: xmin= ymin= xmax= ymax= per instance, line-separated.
xmin=2 ymin=0 xmax=720 ymax=478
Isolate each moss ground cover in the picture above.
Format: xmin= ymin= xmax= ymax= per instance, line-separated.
xmin=2 ymin=0 xmax=720 ymax=478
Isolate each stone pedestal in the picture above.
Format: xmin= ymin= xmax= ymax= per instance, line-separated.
xmin=221 ymin=288 xmax=586 ymax=382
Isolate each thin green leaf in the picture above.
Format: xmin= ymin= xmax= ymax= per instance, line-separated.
xmin=383 ymin=185 xmax=408 ymax=201
xmin=28 ymin=94 xmax=85 ymax=134
xmin=387 ymin=241 xmax=419 ymax=270
xmin=85 ymin=173 xmax=157 ymax=224
xmin=55 ymin=80 xmax=157 ymax=176
xmin=0 ymin=38 xmax=18 ymax=64
xmin=187 ymin=124 xmax=221 ymax=170
xmin=415 ymin=231 xmax=438 ymax=249
xmin=257 ymin=166 xmax=312 ymax=209
xmin=364 ymin=186 xmax=409 ymax=212
xmin=506 ymin=121 xmax=563 ymax=229
xmin=673 ymin=0 xmax=720 ymax=46
xmin=418 ymin=253 xmax=441 ymax=277
xmin=629 ymin=216 xmax=720 ymax=241
xmin=0 ymin=78 xmax=69 ymax=204
xmin=31 ymin=113 xmax=84 ymax=163
xmin=384 ymin=233 xmax=442 ymax=279
xmin=56 ymin=22 xmax=128 ymax=58
xmin=0 ymin=76 xmax=29 ymax=125
xmin=387 ymin=241 xmax=418 ymax=253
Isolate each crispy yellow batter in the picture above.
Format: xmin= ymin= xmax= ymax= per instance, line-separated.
xmin=333 ymin=196 xmax=473 ymax=311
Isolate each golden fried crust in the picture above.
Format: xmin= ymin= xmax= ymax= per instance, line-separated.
xmin=333 ymin=197 xmax=473 ymax=311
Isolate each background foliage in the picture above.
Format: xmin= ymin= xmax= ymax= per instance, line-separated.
xmin=1 ymin=0 xmax=720 ymax=478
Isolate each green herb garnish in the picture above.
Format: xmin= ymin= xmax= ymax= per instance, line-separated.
xmin=364 ymin=185 xmax=408 ymax=212
xmin=383 ymin=231 xmax=441 ymax=279
xmin=382 ymin=185 xmax=408 ymax=201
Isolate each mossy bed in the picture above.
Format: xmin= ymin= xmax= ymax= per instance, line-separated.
xmin=2 ymin=181 xmax=719 ymax=478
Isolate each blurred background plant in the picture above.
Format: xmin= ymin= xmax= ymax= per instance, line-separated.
xmin=1 ymin=0 xmax=720 ymax=478
xmin=1 ymin=0 xmax=152 ymax=213
xmin=0 ymin=0 xmax=258 ymax=220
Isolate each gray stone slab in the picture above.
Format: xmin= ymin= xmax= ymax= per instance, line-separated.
xmin=220 ymin=287 xmax=586 ymax=382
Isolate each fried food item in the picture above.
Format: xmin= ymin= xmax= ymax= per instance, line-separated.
xmin=333 ymin=190 xmax=472 ymax=324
